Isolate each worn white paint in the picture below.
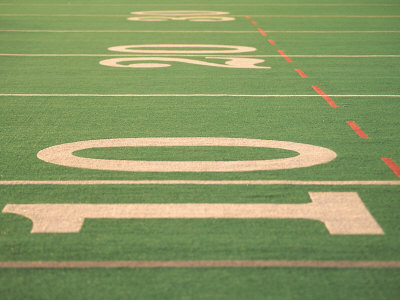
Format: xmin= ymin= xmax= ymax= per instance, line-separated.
xmin=36 ymin=137 xmax=336 ymax=172
xmin=2 ymin=192 xmax=383 ymax=235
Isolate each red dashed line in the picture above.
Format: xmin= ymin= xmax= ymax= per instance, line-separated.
xmin=268 ymin=39 xmax=276 ymax=45
xmin=251 ymin=21 xmax=257 ymax=26
xmin=277 ymin=50 xmax=292 ymax=63
xmin=346 ymin=121 xmax=369 ymax=139
xmin=257 ymin=28 xmax=267 ymax=36
xmin=381 ymin=158 xmax=400 ymax=178
xmin=295 ymin=69 xmax=307 ymax=78
xmin=312 ymin=85 xmax=338 ymax=108
xmin=246 ymin=16 xmax=251 ymax=19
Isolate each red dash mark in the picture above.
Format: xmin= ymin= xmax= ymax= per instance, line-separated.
xmin=311 ymin=85 xmax=338 ymax=108
xmin=295 ymin=69 xmax=307 ymax=78
xmin=257 ymin=28 xmax=267 ymax=36
xmin=251 ymin=21 xmax=257 ymax=25
xmin=381 ymin=158 xmax=400 ymax=178
xmin=277 ymin=50 xmax=292 ymax=63
xmin=246 ymin=15 xmax=251 ymax=19
xmin=346 ymin=121 xmax=369 ymax=139
xmin=268 ymin=39 xmax=276 ymax=45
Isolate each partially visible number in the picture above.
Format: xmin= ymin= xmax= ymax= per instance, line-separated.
xmin=128 ymin=10 xmax=235 ymax=22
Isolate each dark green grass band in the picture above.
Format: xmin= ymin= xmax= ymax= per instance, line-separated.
xmin=1 ymin=260 xmax=399 ymax=269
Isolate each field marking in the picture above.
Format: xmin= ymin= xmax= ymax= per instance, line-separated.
xmin=251 ymin=21 xmax=257 ymax=26
xmin=278 ymin=50 xmax=293 ymax=63
xmin=2 ymin=54 xmax=400 ymax=58
xmin=382 ymin=158 xmax=400 ymax=178
xmin=0 ymin=3 xmax=399 ymax=7
xmin=2 ymin=193 xmax=383 ymax=234
xmin=257 ymin=28 xmax=267 ymax=36
xmin=0 ymin=180 xmax=399 ymax=186
xmin=0 ymin=30 xmax=264 ymax=33
xmin=312 ymin=86 xmax=339 ymax=108
xmin=346 ymin=121 xmax=369 ymax=139
xmin=1 ymin=94 xmax=400 ymax=98
xmin=295 ymin=69 xmax=308 ymax=78
xmin=2 ymin=14 xmax=399 ymax=18
xmin=0 ymin=260 xmax=399 ymax=269
xmin=36 ymin=138 xmax=336 ymax=172
xmin=268 ymin=39 xmax=276 ymax=46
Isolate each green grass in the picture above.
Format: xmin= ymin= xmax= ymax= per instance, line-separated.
xmin=0 ymin=0 xmax=399 ymax=299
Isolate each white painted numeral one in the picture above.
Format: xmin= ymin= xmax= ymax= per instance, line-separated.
xmin=2 ymin=192 xmax=384 ymax=235
xmin=128 ymin=10 xmax=235 ymax=22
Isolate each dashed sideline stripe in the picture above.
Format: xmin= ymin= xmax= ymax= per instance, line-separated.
xmin=1 ymin=94 xmax=399 ymax=98
xmin=295 ymin=69 xmax=308 ymax=78
xmin=257 ymin=28 xmax=267 ymax=36
xmin=278 ymin=50 xmax=293 ymax=63
xmin=381 ymin=158 xmax=400 ymax=178
xmin=0 ymin=180 xmax=399 ymax=186
xmin=312 ymin=86 xmax=339 ymax=108
xmin=346 ymin=121 xmax=369 ymax=139
xmin=0 ymin=260 xmax=399 ymax=269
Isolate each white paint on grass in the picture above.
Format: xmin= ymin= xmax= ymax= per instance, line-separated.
xmin=128 ymin=11 xmax=235 ymax=22
xmin=99 ymin=57 xmax=269 ymax=69
xmin=36 ymin=137 xmax=336 ymax=172
xmin=108 ymin=44 xmax=257 ymax=54
xmin=0 ymin=180 xmax=399 ymax=186
xmin=2 ymin=192 xmax=383 ymax=235
xmin=1 ymin=94 xmax=400 ymax=97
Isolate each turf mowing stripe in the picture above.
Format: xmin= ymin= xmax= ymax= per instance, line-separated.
xmin=295 ymin=69 xmax=308 ymax=78
xmin=0 ymin=180 xmax=399 ymax=186
xmin=381 ymin=158 xmax=400 ymax=178
xmin=257 ymin=28 xmax=267 ymax=36
xmin=2 ymin=30 xmax=400 ymax=33
xmin=1 ymin=94 xmax=400 ymax=97
xmin=312 ymin=86 xmax=339 ymax=108
xmin=346 ymin=121 xmax=369 ymax=139
xmin=0 ymin=261 xmax=399 ymax=269
xmin=278 ymin=50 xmax=293 ymax=63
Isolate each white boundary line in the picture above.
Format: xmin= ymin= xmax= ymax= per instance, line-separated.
xmin=2 ymin=54 xmax=399 ymax=58
xmin=1 ymin=30 xmax=400 ymax=33
xmin=0 ymin=3 xmax=399 ymax=7
xmin=1 ymin=14 xmax=399 ymax=18
xmin=0 ymin=180 xmax=399 ymax=186
xmin=0 ymin=94 xmax=399 ymax=98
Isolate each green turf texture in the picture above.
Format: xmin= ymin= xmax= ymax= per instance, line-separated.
xmin=0 ymin=0 xmax=399 ymax=299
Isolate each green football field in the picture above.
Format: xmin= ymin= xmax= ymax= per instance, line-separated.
xmin=0 ymin=0 xmax=399 ymax=299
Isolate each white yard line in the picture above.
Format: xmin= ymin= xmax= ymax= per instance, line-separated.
xmin=0 ymin=94 xmax=399 ymax=98
xmin=0 ymin=180 xmax=399 ymax=186
xmin=1 ymin=54 xmax=399 ymax=58
xmin=1 ymin=30 xmax=400 ymax=33
xmin=0 ymin=14 xmax=399 ymax=18
xmin=0 ymin=3 xmax=399 ymax=6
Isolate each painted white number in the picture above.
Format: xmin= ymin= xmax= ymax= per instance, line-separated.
xmin=99 ymin=57 xmax=269 ymax=69
xmin=108 ymin=44 xmax=257 ymax=54
xmin=2 ymin=193 xmax=384 ymax=234
xmin=36 ymin=137 xmax=336 ymax=172
xmin=101 ymin=44 xmax=269 ymax=69
xmin=128 ymin=10 xmax=235 ymax=22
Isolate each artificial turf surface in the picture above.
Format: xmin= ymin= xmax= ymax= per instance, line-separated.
xmin=0 ymin=0 xmax=399 ymax=299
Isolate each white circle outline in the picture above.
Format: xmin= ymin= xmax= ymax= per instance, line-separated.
xmin=37 ymin=137 xmax=337 ymax=172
